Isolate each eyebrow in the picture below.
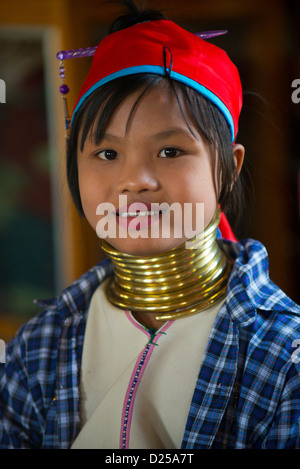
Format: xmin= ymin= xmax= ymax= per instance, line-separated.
xmin=97 ymin=127 xmax=200 ymax=143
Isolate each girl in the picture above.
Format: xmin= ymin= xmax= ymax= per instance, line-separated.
xmin=1 ymin=1 xmax=300 ymax=449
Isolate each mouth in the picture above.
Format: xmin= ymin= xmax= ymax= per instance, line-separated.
xmin=115 ymin=202 xmax=167 ymax=230
xmin=117 ymin=210 xmax=163 ymax=218
xmin=116 ymin=201 xmax=167 ymax=218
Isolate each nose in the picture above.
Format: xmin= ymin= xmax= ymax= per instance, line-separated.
xmin=116 ymin=158 xmax=159 ymax=194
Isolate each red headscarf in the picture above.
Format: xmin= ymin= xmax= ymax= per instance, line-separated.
xmin=72 ymin=20 xmax=242 ymax=143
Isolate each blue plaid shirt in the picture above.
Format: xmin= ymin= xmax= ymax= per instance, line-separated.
xmin=1 ymin=238 xmax=300 ymax=449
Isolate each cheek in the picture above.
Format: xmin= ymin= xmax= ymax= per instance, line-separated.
xmin=176 ymin=164 xmax=218 ymax=224
xmin=178 ymin=163 xmax=218 ymax=201
xmin=78 ymin=170 xmax=101 ymax=223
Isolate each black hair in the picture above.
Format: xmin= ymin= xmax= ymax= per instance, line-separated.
xmin=66 ymin=0 xmax=244 ymax=230
xmin=107 ymin=0 xmax=167 ymax=33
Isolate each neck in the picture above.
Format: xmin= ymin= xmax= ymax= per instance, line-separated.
xmin=100 ymin=208 xmax=232 ymax=322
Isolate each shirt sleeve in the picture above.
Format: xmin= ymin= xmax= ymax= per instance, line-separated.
xmin=0 ymin=333 xmax=43 ymax=448
xmin=260 ymin=362 xmax=300 ymax=448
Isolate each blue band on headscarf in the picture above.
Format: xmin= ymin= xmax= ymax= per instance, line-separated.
xmin=71 ymin=65 xmax=235 ymax=142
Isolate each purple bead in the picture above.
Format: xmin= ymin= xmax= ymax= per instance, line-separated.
xmin=56 ymin=51 xmax=66 ymax=60
xmin=59 ymin=84 xmax=70 ymax=95
xmin=59 ymin=66 xmax=65 ymax=79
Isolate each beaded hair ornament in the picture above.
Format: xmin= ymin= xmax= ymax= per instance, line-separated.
xmin=56 ymin=20 xmax=242 ymax=142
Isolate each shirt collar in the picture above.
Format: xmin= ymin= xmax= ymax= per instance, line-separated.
xmin=223 ymin=239 xmax=300 ymax=327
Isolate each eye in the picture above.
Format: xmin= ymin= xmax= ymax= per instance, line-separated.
xmin=96 ymin=149 xmax=118 ymax=161
xmin=158 ymin=147 xmax=181 ymax=158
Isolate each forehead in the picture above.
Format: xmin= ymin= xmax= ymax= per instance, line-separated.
xmin=77 ymin=77 xmax=215 ymax=151
xmin=107 ymin=85 xmax=190 ymax=133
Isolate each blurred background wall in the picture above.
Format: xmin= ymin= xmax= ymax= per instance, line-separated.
xmin=0 ymin=0 xmax=299 ymax=341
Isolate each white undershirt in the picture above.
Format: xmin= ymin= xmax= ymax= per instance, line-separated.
xmin=71 ymin=278 xmax=223 ymax=449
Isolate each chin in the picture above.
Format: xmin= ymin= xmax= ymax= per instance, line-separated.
xmin=104 ymin=236 xmax=185 ymax=257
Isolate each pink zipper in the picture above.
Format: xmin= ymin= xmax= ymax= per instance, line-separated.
xmin=120 ymin=314 xmax=172 ymax=449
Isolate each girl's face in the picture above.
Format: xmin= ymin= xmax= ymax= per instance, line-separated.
xmin=77 ymin=85 xmax=220 ymax=256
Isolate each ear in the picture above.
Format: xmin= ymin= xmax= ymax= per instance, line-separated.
xmin=232 ymin=143 xmax=245 ymax=176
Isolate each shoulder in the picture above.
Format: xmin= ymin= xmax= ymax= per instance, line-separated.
xmin=221 ymin=237 xmax=300 ymax=367
xmin=223 ymin=237 xmax=299 ymax=314
xmin=5 ymin=258 xmax=113 ymax=363
xmin=221 ymin=237 xmax=300 ymax=334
